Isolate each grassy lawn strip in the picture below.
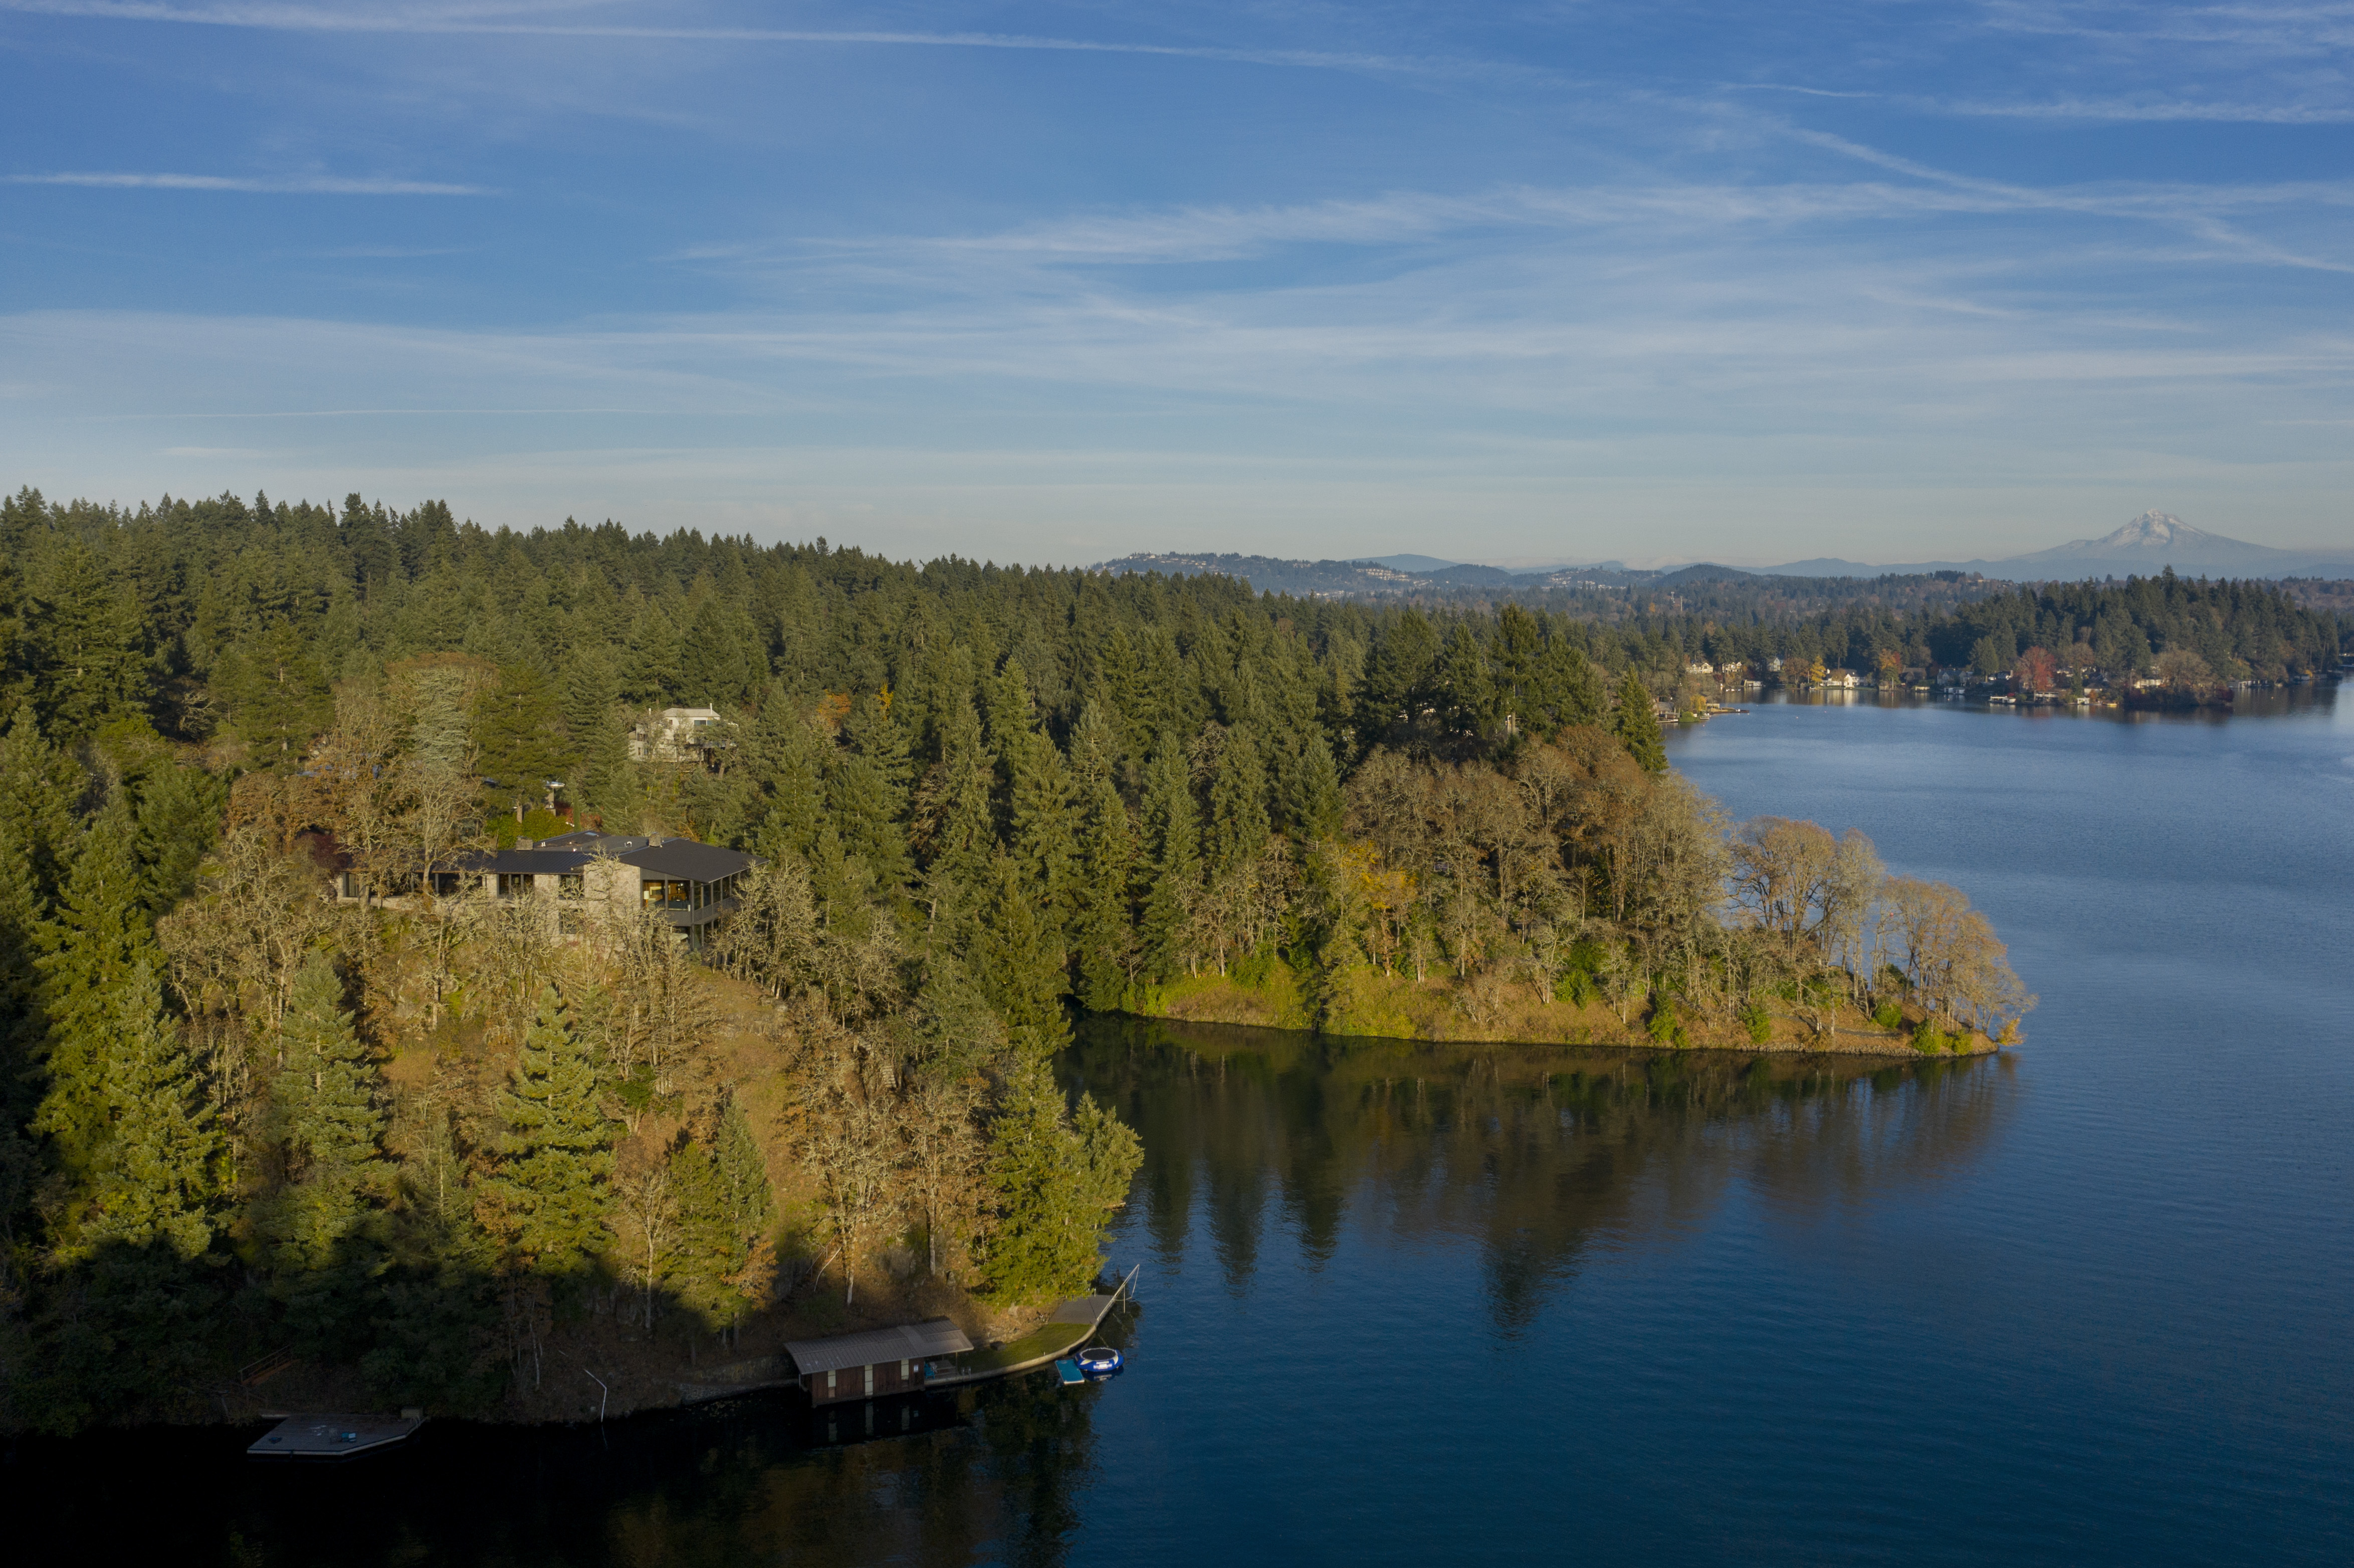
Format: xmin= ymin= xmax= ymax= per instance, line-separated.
xmin=960 ymin=1322 xmax=1091 ymax=1374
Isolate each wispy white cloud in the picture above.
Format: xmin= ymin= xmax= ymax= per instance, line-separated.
xmin=1930 ymin=95 xmax=2354 ymax=123
xmin=5 ymin=170 xmax=493 ymax=193
xmin=0 ymin=1 xmax=1546 ymax=85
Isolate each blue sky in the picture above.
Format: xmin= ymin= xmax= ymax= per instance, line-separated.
xmin=3 ymin=2 xmax=2350 ymax=566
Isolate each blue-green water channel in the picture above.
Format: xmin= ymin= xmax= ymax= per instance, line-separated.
xmin=14 ymin=691 xmax=2352 ymax=1563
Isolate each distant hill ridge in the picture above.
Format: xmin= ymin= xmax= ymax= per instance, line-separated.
xmin=1098 ymin=515 xmax=2350 ymax=593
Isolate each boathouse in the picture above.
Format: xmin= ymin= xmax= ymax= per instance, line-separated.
xmin=785 ymin=1319 xmax=974 ymax=1406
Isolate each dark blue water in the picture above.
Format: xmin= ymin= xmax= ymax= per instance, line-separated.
xmin=15 ymin=694 xmax=2351 ymax=1563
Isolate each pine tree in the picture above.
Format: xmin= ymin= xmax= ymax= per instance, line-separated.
xmin=485 ymin=987 xmax=615 ymax=1277
xmin=560 ymin=646 xmax=633 ymax=826
xmin=919 ymin=696 xmax=999 ymax=899
xmin=48 ymin=954 xmax=222 ymax=1259
xmin=0 ymin=703 xmax=85 ymax=905
xmin=236 ymin=616 xmax=330 ymax=765
xmin=1612 ymin=669 xmax=1667 ymax=773
xmin=0 ymin=707 xmax=79 ymax=1103
xmin=131 ymin=760 xmax=225 ymax=917
xmin=679 ymin=595 xmax=756 ymax=709
xmin=1354 ymin=608 xmax=1438 ymax=749
xmin=977 ymin=1061 xmax=1137 ymax=1304
xmin=829 ymin=697 xmax=914 ymax=894
xmin=970 ymin=852 xmax=1070 ymax=1061
xmin=743 ymin=688 xmax=826 ymax=861
xmin=1205 ymin=728 xmax=1270 ymax=878
xmin=1542 ymin=636 xmax=1607 ymax=733
xmin=260 ymin=959 xmax=391 ymax=1343
xmin=25 ymin=542 xmax=146 ymax=739
xmin=1009 ymin=731 xmax=1079 ymax=926
xmin=1069 ymin=704 xmax=1138 ymax=1010
xmin=622 ymin=603 xmax=684 ymax=706
xmin=665 ymin=1099 xmax=773 ymax=1338
xmin=1439 ymin=621 xmax=1497 ymax=738
xmin=476 ymin=662 xmax=567 ymax=821
xmin=33 ymin=793 xmax=163 ymax=1173
xmin=1138 ymin=744 xmax=1200 ymax=980
xmin=22 ymin=956 xmax=226 ymax=1429
xmin=1273 ymin=730 xmax=1344 ymax=840
xmin=1490 ymin=603 xmax=1543 ymax=728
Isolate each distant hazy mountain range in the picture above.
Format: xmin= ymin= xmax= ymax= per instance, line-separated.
xmin=1759 ymin=513 xmax=2354 ymax=581
xmin=1095 ymin=515 xmax=2351 ymax=595
xmin=1090 ymin=551 xmax=1646 ymax=598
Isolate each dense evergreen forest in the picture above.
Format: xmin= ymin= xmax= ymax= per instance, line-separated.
xmin=0 ymin=485 xmax=2326 ymax=1434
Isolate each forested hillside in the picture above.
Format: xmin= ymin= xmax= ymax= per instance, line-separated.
xmin=4 ymin=484 xmax=2305 ymax=1433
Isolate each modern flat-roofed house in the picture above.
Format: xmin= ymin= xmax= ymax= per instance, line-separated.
xmin=337 ymin=829 xmax=756 ymax=951
xmin=629 ymin=707 xmax=727 ymax=765
xmin=785 ymin=1319 xmax=976 ymax=1406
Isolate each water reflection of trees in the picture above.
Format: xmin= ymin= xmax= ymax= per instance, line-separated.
xmin=1065 ymin=1016 xmax=2014 ymax=1333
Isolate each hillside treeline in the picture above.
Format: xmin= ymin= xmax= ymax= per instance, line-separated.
xmin=0 ymin=487 xmax=2048 ymax=1431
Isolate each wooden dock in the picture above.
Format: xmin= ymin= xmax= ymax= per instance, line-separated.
xmin=929 ymin=1265 xmax=1140 ymax=1389
xmin=248 ymin=1411 xmax=424 ymax=1461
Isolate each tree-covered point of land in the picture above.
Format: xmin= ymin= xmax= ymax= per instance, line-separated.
xmin=0 ymin=482 xmax=2289 ymax=1433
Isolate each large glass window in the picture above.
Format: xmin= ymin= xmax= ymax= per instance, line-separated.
xmin=497 ymin=873 xmax=535 ymax=899
xmin=557 ymin=872 xmax=584 ymax=902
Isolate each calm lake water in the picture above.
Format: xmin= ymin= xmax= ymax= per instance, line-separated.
xmin=14 ymin=691 xmax=2353 ymax=1564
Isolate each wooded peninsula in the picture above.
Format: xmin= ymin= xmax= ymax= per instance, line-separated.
xmin=16 ymin=486 xmax=2321 ymax=1435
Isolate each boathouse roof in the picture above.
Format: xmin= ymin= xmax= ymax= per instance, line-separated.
xmin=783 ymin=1318 xmax=974 ymax=1377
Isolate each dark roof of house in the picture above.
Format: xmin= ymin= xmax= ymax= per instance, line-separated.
xmin=620 ymin=839 xmax=754 ymax=880
xmin=783 ymin=1319 xmax=974 ymax=1377
xmin=525 ymin=831 xmax=755 ymax=882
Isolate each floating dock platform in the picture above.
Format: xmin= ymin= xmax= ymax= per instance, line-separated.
xmin=248 ymin=1411 xmax=424 ymax=1461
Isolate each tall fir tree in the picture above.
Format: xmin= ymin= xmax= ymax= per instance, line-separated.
xmin=476 ymin=661 xmax=567 ymax=821
xmin=0 ymin=706 xmax=79 ymax=1104
xmin=485 ymin=986 xmax=615 ymax=1277
xmin=1138 ymin=743 xmax=1201 ymax=980
xmin=970 ymin=852 xmax=1071 ymax=1062
xmin=32 ymin=792 xmax=163 ymax=1174
xmin=1439 ymin=621 xmax=1498 ymax=738
xmin=665 ymin=1099 xmax=774 ymax=1338
xmin=260 ymin=959 xmax=391 ymax=1346
xmin=1008 ymin=731 xmax=1079 ymax=926
xmin=1205 ymin=728 xmax=1270 ymax=879
xmin=1354 ymin=607 xmax=1438 ymax=751
xmin=25 ymin=542 xmax=146 ymax=739
xmin=828 ymin=694 xmax=914 ymax=895
xmin=131 ymin=760 xmax=226 ymax=918
xmin=977 ymin=1061 xmax=1138 ymax=1304
xmin=622 ymin=602 xmax=684 ymax=706
xmin=1542 ymin=635 xmax=1608 ymax=733
xmin=22 ymin=956 xmax=226 ymax=1431
xmin=743 ymin=687 xmax=827 ymax=861
xmin=1612 ymin=669 xmax=1668 ymax=774
xmin=1069 ymin=703 xmax=1138 ymax=1010
xmin=560 ymin=646 xmax=634 ymax=828
xmin=236 ymin=616 xmax=330 ymax=766
xmin=917 ymin=696 xmax=1000 ymax=933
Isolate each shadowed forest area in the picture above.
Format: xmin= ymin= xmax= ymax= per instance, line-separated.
xmin=0 ymin=486 xmax=2182 ymax=1434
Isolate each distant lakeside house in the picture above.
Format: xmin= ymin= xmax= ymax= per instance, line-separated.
xmin=336 ymin=828 xmax=756 ymax=953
